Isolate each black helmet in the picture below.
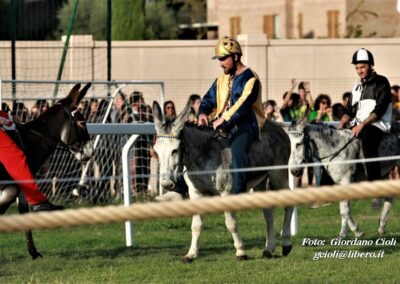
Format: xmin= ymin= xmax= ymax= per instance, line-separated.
xmin=351 ymin=48 xmax=374 ymax=65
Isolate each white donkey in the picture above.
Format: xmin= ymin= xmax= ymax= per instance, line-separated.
xmin=288 ymin=121 xmax=399 ymax=238
xmin=152 ymin=100 xmax=293 ymax=262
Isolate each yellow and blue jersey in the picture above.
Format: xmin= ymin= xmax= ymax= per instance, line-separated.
xmin=199 ymin=68 xmax=264 ymax=138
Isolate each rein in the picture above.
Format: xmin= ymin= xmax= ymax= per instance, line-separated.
xmin=305 ymin=131 xmax=355 ymax=162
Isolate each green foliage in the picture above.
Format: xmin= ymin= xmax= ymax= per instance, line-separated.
xmin=145 ymin=0 xmax=179 ymax=40
xmin=53 ymin=0 xmax=207 ymax=40
xmin=112 ymin=0 xmax=146 ymax=40
xmin=1 ymin=199 xmax=399 ymax=283
xmin=55 ymin=0 xmax=107 ymax=40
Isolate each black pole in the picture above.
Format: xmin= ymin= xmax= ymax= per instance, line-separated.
xmin=107 ymin=0 xmax=112 ymax=94
xmin=10 ymin=0 xmax=17 ymax=101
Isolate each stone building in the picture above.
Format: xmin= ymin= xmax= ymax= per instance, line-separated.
xmin=207 ymin=0 xmax=400 ymax=39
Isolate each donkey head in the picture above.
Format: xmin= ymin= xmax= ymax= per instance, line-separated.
xmin=48 ymin=83 xmax=94 ymax=161
xmin=287 ymin=109 xmax=309 ymax=177
xmin=152 ymin=99 xmax=192 ymax=191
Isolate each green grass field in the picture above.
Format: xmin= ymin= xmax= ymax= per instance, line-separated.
xmin=0 ymin=199 xmax=399 ymax=283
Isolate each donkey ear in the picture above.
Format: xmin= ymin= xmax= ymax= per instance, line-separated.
xmin=67 ymin=83 xmax=81 ymax=105
xmin=152 ymin=101 xmax=163 ymax=133
xmin=172 ymin=98 xmax=192 ymax=134
xmin=77 ymin=83 xmax=92 ymax=104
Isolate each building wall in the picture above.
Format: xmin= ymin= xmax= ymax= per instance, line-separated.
xmin=208 ymin=0 xmax=400 ymax=39
xmin=346 ymin=0 xmax=400 ymax=38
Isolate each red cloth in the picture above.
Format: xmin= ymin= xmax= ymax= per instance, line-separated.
xmin=0 ymin=130 xmax=48 ymax=205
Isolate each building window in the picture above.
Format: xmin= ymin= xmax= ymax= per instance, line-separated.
xmin=298 ymin=13 xmax=303 ymax=38
xmin=327 ymin=10 xmax=339 ymax=38
xmin=264 ymin=14 xmax=279 ymax=38
xmin=230 ymin=16 xmax=241 ymax=38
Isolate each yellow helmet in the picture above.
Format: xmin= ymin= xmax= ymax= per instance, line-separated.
xmin=212 ymin=37 xmax=242 ymax=60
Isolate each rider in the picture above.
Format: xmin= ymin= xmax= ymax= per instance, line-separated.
xmin=338 ymin=48 xmax=392 ymax=182
xmin=0 ymin=110 xmax=64 ymax=212
xmin=197 ymin=37 xmax=264 ymax=194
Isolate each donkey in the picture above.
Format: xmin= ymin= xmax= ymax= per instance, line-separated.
xmin=288 ymin=121 xmax=399 ymax=238
xmin=153 ymin=99 xmax=293 ymax=262
xmin=0 ymin=83 xmax=94 ymax=259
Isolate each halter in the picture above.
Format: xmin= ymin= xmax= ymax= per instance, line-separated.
xmin=156 ymin=132 xmax=185 ymax=183
xmin=26 ymin=105 xmax=89 ymax=156
xmin=156 ymin=134 xmax=179 ymax=139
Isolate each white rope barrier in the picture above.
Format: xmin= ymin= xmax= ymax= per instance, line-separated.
xmin=1 ymin=179 xmax=400 ymax=233
xmin=1 ymin=154 xmax=399 ymax=186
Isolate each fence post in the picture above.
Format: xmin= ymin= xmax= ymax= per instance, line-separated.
xmin=288 ymin=169 xmax=298 ymax=236
xmin=122 ymin=134 xmax=138 ymax=247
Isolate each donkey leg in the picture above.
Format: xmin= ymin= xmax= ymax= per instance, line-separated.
xmin=182 ymin=214 xmax=202 ymax=263
xmin=0 ymin=186 xmax=19 ymax=214
xmin=338 ymin=201 xmax=350 ymax=238
xmin=17 ymin=193 xmax=42 ymax=259
xmin=262 ymin=208 xmax=275 ymax=258
xmin=281 ymin=206 xmax=294 ymax=257
xmin=338 ymin=200 xmax=363 ymax=238
xmin=224 ymin=211 xmax=247 ymax=260
xmin=378 ymin=197 xmax=393 ymax=236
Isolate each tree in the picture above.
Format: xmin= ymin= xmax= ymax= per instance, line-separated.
xmin=145 ymin=0 xmax=179 ymax=39
xmin=112 ymin=0 xmax=146 ymax=40
xmin=55 ymin=0 xmax=107 ymax=40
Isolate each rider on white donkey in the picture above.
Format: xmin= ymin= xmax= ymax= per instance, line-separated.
xmin=197 ymin=37 xmax=264 ymax=194
xmin=338 ymin=48 xmax=392 ymax=184
xmin=0 ymin=109 xmax=63 ymax=212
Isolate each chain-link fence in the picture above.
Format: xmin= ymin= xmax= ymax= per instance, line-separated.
xmin=1 ymin=80 xmax=163 ymax=204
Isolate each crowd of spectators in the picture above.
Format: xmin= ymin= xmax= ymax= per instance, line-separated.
xmin=2 ymin=80 xmax=400 ymax=201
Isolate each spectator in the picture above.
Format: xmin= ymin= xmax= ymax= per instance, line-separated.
xmin=391 ymin=85 xmax=400 ymax=121
xmin=163 ymin=100 xmax=176 ymax=123
xmin=86 ymin=98 xmax=99 ymax=122
xmin=332 ymin=103 xmax=346 ymax=121
xmin=13 ymin=101 xmax=29 ymax=123
xmin=342 ymin=92 xmax=351 ymax=107
xmin=280 ymin=91 xmax=301 ymax=122
xmin=280 ymin=79 xmax=312 ymax=123
xmin=30 ymin=99 xmax=49 ymax=120
xmin=77 ymin=100 xmax=89 ymax=117
xmin=298 ymin=81 xmax=314 ymax=109
xmin=309 ymin=94 xmax=333 ymax=122
xmin=263 ymin=99 xmax=281 ymax=121
xmin=129 ymin=91 xmax=153 ymax=193
xmin=188 ymin=94 xmax=201 ymax=122
xmin=1 ymin=102 xmax=11 ymax=112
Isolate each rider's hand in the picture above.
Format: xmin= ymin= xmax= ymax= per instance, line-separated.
xmin=212 ymin=117 xmax=225 ymax=130
xmin=352 ymin=123 xmax=364 ymax=137
xmin=197 ymin=114 xmax=209 ymax=126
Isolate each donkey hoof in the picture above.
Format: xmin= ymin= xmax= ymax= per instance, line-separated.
xmin=282 ymin=245 xmax=293 ymax=257
xmin=378 ymin=229 xmax=385 ymax=236
xmin=262 ymin=250 xmax=273 ymax=259
xmin=181 ymin=256 xmax=195 ymax=263
xmin=354 ymin=231 xmax=364 ymax=238
xmin=236 ymin=255 xmax=248 ymax=261
xmin=31 ymin=251 xmax=43 ymax=260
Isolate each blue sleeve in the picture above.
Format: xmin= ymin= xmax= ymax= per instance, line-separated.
xmin=199 ymin=80 xmax=217 ymax=116
xmin=229 ymin=79 xmax=260 ymax=123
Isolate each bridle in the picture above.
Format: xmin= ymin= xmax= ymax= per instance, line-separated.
xmin=28 ymin=105 xmax=90 ymax=156
xmin=156 ymin=133 xmax=184 ymax=184
xmin=289 ymin=128 xmax=355 ymax=164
